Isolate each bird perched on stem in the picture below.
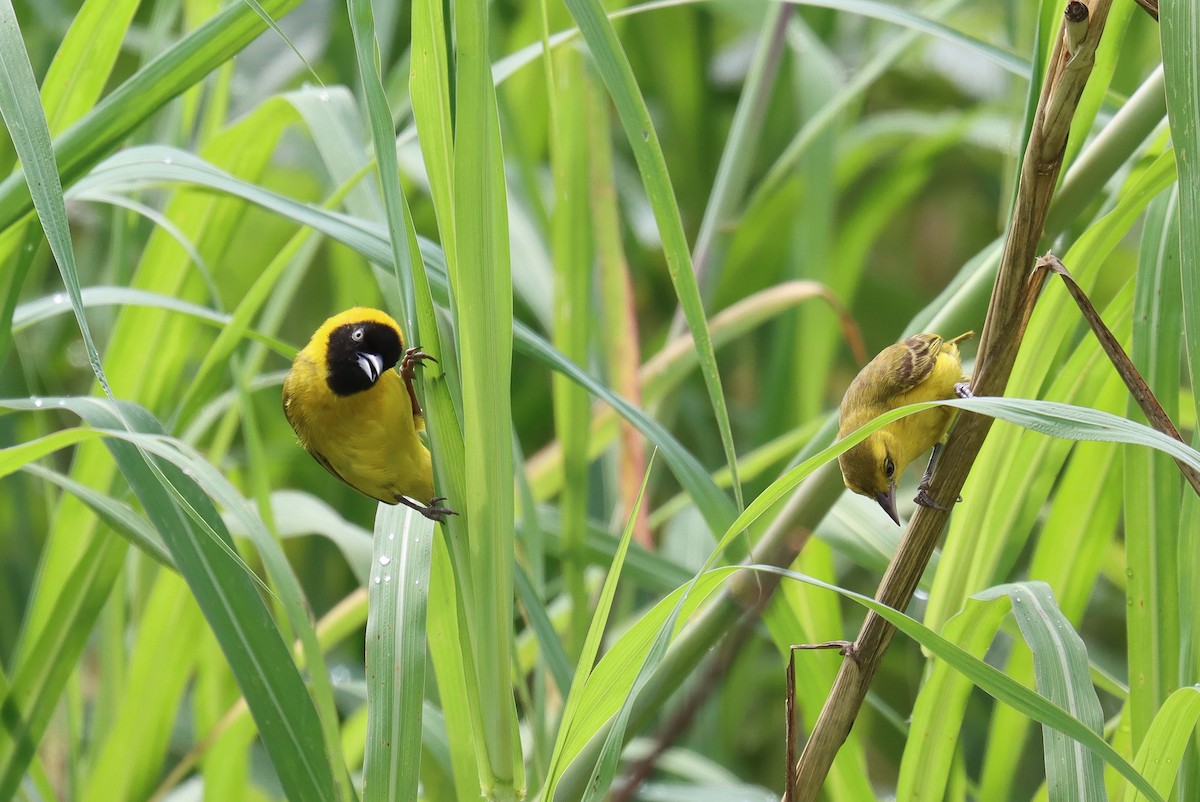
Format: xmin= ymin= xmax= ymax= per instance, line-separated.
xmin=837 ymin=331 xmax=973 ymax=525
xmin=282 ymin=307 xmax=456 ymax=522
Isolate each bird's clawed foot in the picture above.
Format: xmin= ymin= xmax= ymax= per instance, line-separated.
xmin=954 ymin=381 xmax=974 ymax=398
xmin=914 ymin=484 xmax=952 ymax=511
xmin=915 ymin=485 xmax=963 ymax=511
xmin=400 ymin=347 xmax=437 ymax=416
xmin=396 ymin=494 xmax=458 ymax=523
xmin=400 ymin=346 xmax=438 ymax=379
xmin=420 ymin=496 xmax=458 ymax=524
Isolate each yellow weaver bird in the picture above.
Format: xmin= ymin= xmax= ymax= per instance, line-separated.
xmin=837 ymin=331 xmax=973 ymax=525
xmin=282 ymin=307 xmax=456 ymax=522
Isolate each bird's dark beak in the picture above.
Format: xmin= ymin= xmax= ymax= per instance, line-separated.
xmin=875 ymin=488 xmax=900 ymax=526
xmin=356 ymin=352 xmax=383 ymax=383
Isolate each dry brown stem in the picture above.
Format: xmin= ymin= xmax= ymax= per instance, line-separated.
xmin=787 ymin=2 xmax=1117 ymax=797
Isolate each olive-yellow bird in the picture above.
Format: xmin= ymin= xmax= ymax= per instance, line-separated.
xmin=837 ymin=331 xmax=973 ymax=525
xmin=282 ymin=307 xmax=455 ymax=522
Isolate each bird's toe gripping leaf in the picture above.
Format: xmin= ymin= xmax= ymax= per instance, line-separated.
xmin=420 ymin=497 xmax=458 ymax=524
xmin=400 ymin=346 xmax=438 ymax=378
xmin=396 ymin=494 xmax=459 ymax=524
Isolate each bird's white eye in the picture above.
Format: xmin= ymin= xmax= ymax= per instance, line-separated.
xmin=884 ymin=457 xmax=895 ymax=478
xmin=351 ymin=327 xmax=365 ymax=342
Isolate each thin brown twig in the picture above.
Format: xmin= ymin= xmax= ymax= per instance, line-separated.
xmin=787 ymin=2 xmax=1117 ymax=798
xmin=1024 ymin=254 xmax=1200 ymax=495
xmin=784 ymin=640 xmax=855 ymax=800
xmin=1132 ymin=0 xmax=1158 ymax=22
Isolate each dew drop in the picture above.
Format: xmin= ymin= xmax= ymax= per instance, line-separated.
xmin=383 ymin=574 xmax=391 ymax=582
xmin=374 ymin=576 xmax=381 ymax=584
xmin=52 ymin=293 xmax=65 ymax=304
xmin=379 ymin=555 xmax=391 ymax=566
xmin=31 ymin=396 xmax=43 ymax=408
xmin=318 ymin=90 xmax=330 ymax=101
xmin=388 ymin=532 xmax=395 ymax=540
xmin=162 ymin=157 xmax=173 ymax=165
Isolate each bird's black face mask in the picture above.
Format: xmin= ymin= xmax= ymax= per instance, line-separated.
xmin=325 ymin=321 xmax=404 ymax=396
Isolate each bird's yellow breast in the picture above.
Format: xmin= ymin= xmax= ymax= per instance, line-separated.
xmin=282 ymin=351 xmax=433 ymax=505
xmin=873 ymin=349 xmax=961 ymax=468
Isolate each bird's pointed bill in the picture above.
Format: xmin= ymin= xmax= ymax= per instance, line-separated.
xmin=875 ymin=488 xmax=900 ymax=526
xmin=357 ymin=352 xmax=383 ymax=383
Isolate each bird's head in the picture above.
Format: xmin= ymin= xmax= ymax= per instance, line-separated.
xmin=838 ymin=433 xmax=904 ymax=525
xmin=320 ymin=307 xmax=404 ymax=396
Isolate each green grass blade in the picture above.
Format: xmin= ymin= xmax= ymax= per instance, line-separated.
xmin=1162 ymin=0 xmax=1200 ymax=429
xmin=1125 ymin=187 xmax=1184 ymax=751
xmin=981 ymin=584 xmax=1106 ymax=800
xmin=0 ymin=0 xmax=110 ymax=395
xmin=563 ymin=0 xmax=743 ymax=512
xmin=1123 ymin=687 xmax=1200 ymax=802
xmin=39 ymin=0 xmax=140 ymax=136
xmin=0 ymin=398 xmax=337 ymax=802
xmin=977 ymin=383 xmax=1126 ymax=800
xmin=80 ymin=573 xmax=204 ymax=802
xmin=12 ymin=286 xmax=290 ymax=355
xmin=409 ymin=0 xmax=456 ymax=273
xmin=364 ymin=506 xmax=435 ymax=801
xmin=513 ymin=563 xmax=574 ymax=704
xmin=541 ymin=454 xmax=655 ymax=799
xmin=899 ymin=588 xmax=1013 ymax=799
xmin=453 ymin=0 xmax=522 ymax=791
xmin=0 ymin=524 xmax=126 ymax=800
xmin=0 ymin=0 xmax=305 ymax=231
xmin=425 ymin=538 xmax=482 ymax=801
xmin=1162 ymin=15 xmax=1200 ymax=797
xmin=546 ymin=45 xmax=593 ymax=657
xmin=19 ymin=463 xmax=172 ymax=567
xmin=550 ymin=576 xmax=733 ymax=796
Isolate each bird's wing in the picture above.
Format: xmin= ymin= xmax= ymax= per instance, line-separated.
xmin=887 ymin=333 xmax=945 ymax=395
xmin=308 ymin=441 xmax=394 ymax=504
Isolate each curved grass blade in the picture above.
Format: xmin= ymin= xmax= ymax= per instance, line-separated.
xmin=1123 ymin=687 xmax=1200 ymax=802
xmin=0 ymin=0 xmax=306 ymax=231
xmin=563 ymin=0 xmax=743 ymax=511
xmin=542 ymin=454 xmax=656 ymax=799
xmin=12 ymin=286 xmax=290 ymax=355
xmin=976 ymin=584 xmax=1106 ymax=801
xmin=0 ymin=397 xmax=338 ymax=802
xmin=0 ymin=0 xmax=111 ymax=395
xmin=20 ymin=463 xmax=173 ymax=567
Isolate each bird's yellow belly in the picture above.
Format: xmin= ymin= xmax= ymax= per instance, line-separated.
xmin=287 ymin=369 xmax=433 ymax=504
xmin=881 ymin=403 xmax=954 ymax=467
xmin=323 ymin=422 xmax=433 ymax=503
